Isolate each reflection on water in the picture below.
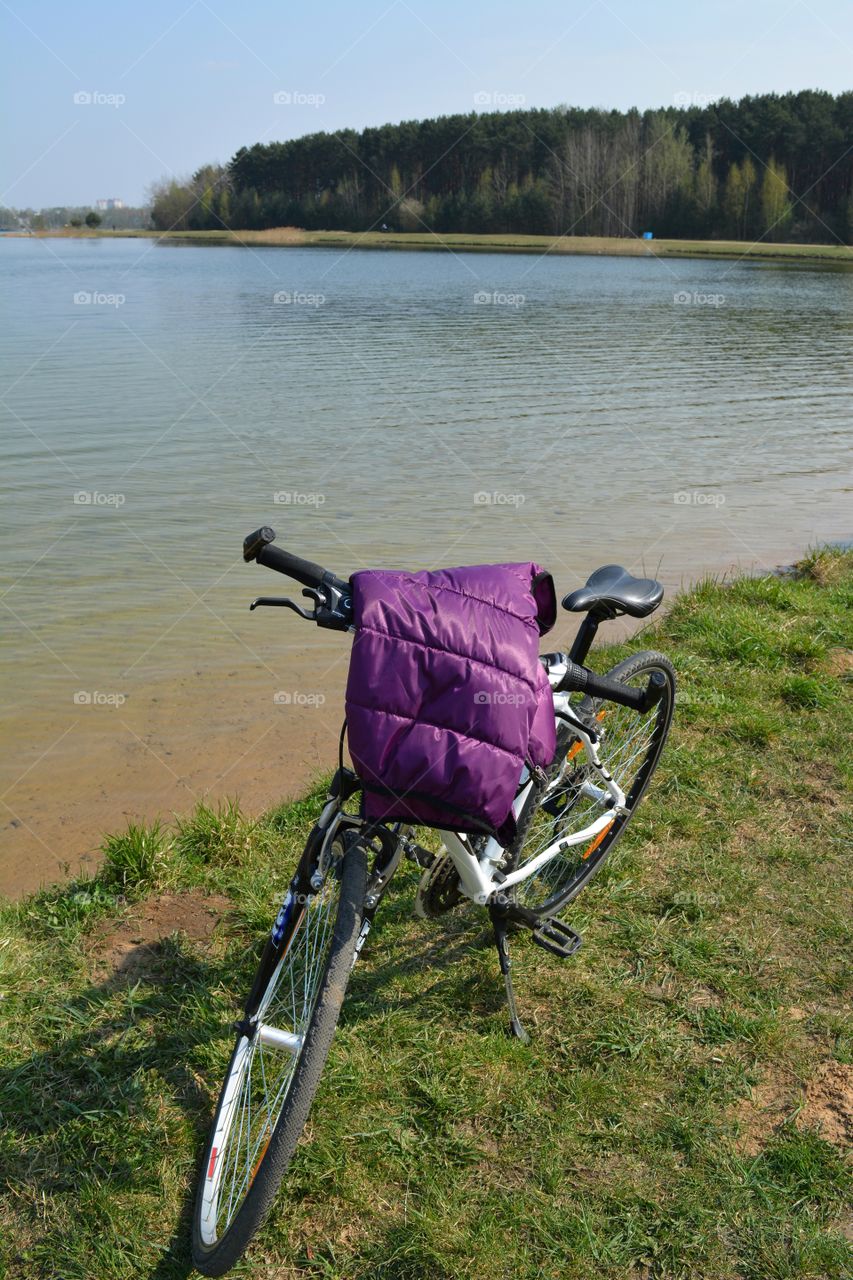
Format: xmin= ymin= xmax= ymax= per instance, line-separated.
xmin=1 ymin=237 xmax=850 ymax=893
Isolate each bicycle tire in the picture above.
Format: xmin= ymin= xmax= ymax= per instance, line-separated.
xmin=191 ymin=832 xmax=367 ymax=1276
xmin=512 ymin=650 xmax=675 ymax=915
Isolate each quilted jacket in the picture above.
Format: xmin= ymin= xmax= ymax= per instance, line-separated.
xmin=344 ymin=562 xmax=557 ymax=840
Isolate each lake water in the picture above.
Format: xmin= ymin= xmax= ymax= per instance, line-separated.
xmin=1 ymin=236 xmax=850 ymax=895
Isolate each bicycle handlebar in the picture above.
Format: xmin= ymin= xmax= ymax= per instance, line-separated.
xmin=556 ymin=658 xmax=667 ymax=713
xmin=244 ymin=526 xmax=349 ymax=592
xmin=243 ymin=526 xmax=352 ymax=629
xmin=256 ymin=541 xmax=329 ymax=590
xmin=243 ymin=530 xmax=668 ymax=708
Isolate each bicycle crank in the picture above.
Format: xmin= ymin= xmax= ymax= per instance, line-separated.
xmin=414 ymin=850 xmax=465 ymax=919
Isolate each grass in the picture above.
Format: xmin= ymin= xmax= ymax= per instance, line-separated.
xmin=1 ymin=551 xmax=851 ymax=1279
xmin=29 ymin=226 xmax=853 ymax=264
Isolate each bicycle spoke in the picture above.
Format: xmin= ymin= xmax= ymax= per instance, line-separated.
xmin=516 ymin=663 xmax=671 ymax=909
xmin=200 ymin=860 xmax=345 ymax=1246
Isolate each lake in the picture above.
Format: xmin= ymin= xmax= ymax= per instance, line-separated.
xmin=1 ymin=236 xmax=850 ymax=895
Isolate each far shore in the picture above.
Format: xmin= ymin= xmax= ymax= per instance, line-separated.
xmin=18 ymin=226 xmax=853 ymax=264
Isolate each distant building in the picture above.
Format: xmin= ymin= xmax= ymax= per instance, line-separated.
xmin=96 ymin=198 xmax=124 ymax=211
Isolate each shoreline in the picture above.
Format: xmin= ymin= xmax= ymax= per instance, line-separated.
xmin=17 ymin=226 xmax=853 ymax=265
xmin=1 ymin=543 xmax=842 ymax=903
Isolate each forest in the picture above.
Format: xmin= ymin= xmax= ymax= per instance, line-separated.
xmin=150 ymin=91 xmax=853 ymax=243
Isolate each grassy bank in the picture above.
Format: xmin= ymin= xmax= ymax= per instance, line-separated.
xmin=1 ymin=551 xmax=851 ymax=1279
xmin=29 ymin=226 xmax=853 ymax=264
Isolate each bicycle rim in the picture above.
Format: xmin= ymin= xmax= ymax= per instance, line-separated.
xmin=514 ymin=653 xmax=675 ymax=913
xmin=197 ymin=847 xmax=345 ymax=1248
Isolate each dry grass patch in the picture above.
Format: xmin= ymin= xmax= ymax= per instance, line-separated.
xmin=87 ymin=889 xmax=231 ymax=980
xmin=799 ymin=1061 xmax=853 ymax=1149
xmin=733 ymin=1067 xmax=798 ymax=1155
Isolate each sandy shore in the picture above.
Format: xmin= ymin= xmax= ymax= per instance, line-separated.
xmin=20 ymin=227 xmax=853 ymax=264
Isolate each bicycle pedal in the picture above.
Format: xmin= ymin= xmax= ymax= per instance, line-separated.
xmin=531 ymin=917 xmax=583 ymax=960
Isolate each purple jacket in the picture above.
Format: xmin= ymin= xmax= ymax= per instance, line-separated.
xmin=345 ymin=563 xmax=557 ymax=839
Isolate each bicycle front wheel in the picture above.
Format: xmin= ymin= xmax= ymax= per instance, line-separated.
xmin=192 ymin=832 xmax=367 ymax=1277
xmin=512 ymin=650 xmax=675 ymax=915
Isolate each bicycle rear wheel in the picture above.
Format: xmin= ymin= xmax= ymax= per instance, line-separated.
xmin=512 ymin=650 xmax=675 ymax=915
xmin=192 ymin=831 xmax=367 ymax=1277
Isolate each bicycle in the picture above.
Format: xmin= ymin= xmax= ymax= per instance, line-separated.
xmin=191 ymin=527 xmax=675 ymax=1275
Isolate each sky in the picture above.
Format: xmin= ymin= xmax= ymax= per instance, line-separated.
xmin=2 ymin=0 xmax=852 ymax=209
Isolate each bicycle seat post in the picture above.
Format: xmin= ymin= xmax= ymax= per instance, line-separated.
xmin=568 ymin=605 xmax=612 ymax=665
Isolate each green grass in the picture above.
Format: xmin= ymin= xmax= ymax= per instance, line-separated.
xmin=32 ymin=226 xmax=853 ymax=264
xmin=1 ymin=551 xmax=851 ymax=1279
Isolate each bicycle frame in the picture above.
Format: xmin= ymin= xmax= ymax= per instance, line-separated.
xmin=299 ymin=663 xmax=628 ymax=920
xmin=435 ymin=664 xmax=628 ymax=906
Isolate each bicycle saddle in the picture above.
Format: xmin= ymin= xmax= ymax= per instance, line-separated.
xmin=562 ymin=565 xmax=664 ymax=619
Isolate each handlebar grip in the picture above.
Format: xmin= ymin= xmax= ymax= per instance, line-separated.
xmin=256 ymin=542 xmax=328 ymax=590
xmin=558 ymin=659 xmax=664 ymax=713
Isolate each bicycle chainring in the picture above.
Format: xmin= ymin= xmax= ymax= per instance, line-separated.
xmin=414 ymin=851 xmax=465 ymax=919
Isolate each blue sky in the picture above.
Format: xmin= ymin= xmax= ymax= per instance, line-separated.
xmin=2 ymin=0 xmax=852 ymax=208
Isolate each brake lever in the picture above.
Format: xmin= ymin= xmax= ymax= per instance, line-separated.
xmin=250 ymin=588 xmax=323 ymax=620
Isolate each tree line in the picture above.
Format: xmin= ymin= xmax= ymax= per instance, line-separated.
xmin=0 ymin=205 xmax=151 ymax=231
xmin=150 ymin=91 xmax=853 ymax=243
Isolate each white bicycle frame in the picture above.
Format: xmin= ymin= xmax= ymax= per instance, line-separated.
xmin=309 ymin=662 xmax=628 ymax=910
xmin=434 ymin=658 xmax=628 ymax=906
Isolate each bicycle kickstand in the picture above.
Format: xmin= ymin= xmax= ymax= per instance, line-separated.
xmin=488 ymin=906 xmax=530 ymax=1045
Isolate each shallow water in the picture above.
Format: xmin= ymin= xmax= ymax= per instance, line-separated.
xmin=1 ymin=237 xmax=850 ymax=895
